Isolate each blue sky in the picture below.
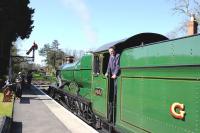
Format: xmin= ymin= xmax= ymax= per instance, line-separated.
xmin=17 ymin=0 xmax=185 ymax=65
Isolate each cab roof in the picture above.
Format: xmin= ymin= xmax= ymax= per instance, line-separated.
xmin=93 ymin=32 xmax=168 ymax=53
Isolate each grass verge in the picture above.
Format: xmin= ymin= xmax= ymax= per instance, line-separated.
xmin=0 ymin=93 xmax=13 ymax=117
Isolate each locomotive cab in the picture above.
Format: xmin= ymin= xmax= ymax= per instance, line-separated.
xmin=91 ymin=33 xmax=168 ymax=125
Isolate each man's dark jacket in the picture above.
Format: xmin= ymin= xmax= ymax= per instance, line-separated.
xmin=106 ymin=53 xmax=120 ymax=76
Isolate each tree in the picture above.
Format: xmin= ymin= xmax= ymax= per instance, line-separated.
xmin=39 ymin=40 xmax=66 ymax=70
xmin=65 ymin=48 xmax=86 ymax=61
xmin=11 ymin=45 xmax=20 ymax=74
xmin=9 ymin=45 xmax=35 ymax=81
xmin=0 ymin=0 xmax=34 ymax=77
xmin=39 ymin=40 xmax=87 ymax=74
xmin=0 ymin=0 xmax=34 ymax=41
xmin=167 ymin=0 xmax=200 ymax=38
xmin=172 ymin=0 xmax=200 ymax=22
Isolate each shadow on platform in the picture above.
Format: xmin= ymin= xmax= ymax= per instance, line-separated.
xmin=11 ymin=121 xmax=22 ymax=133
xmin=19 ymin=97 xmax=30 ymax=104
xmin=20 ymin=84 xmax=45 ymax=96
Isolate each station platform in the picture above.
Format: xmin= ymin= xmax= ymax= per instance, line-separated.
xmin=11 ymin=85 xmax=98 ymax=133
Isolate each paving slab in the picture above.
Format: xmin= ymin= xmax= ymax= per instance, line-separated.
xmin=11 ymin=85 xmax=97 ymax=133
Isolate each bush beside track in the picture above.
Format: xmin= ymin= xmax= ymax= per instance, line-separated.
xmin=32 ymin=72 xmax=57 ymax=85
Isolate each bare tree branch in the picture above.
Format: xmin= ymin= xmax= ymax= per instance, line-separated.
xmin=173 ymin=0 xmax=191 ymax=16
xmin=168 ymin=0 xmax=200 ymax=37
xmin=193 ymin=0 xmax=200 ymax=22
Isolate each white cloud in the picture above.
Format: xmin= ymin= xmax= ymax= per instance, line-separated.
xmin=61 ymin=0 xmax=97 ymax=45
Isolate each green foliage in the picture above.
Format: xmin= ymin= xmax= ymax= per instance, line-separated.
xmin=11 ymin=45 xmax=34 ymax=81
xmin=15 ymin=0 xmax=35 ymax=39
xmin=39 ymin=40 xmax=65 ymax=70
xmin=11 ymin=45 xmax=20 ymax=74
xmin=32 ymin=71 xmax=56 ymax=83
xmin=0 ymin=0 xmax=34 ymax=41
xmin=0 ymin=0 xmax=34 ymax=77
xmin=32 ymin=72 xmax=45 ymax=80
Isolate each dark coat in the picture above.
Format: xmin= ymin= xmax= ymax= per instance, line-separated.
xmin=106 ymin=53 xmax=120 ymax=76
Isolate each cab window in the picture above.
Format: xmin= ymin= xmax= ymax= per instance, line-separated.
xmin=102 ymin=53 xmax=109 ymax=74
xmin=93 ymin=55 xmax=100 ymax=74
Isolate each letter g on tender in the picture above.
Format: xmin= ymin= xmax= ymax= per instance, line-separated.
xmin=170 ymin=102 xmax=185 ymax=120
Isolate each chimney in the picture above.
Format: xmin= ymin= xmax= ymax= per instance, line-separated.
xmin=187 ymin=14 xmax=198 ymax=35
xmin=65 ymin=56 xmax=74 ymax=64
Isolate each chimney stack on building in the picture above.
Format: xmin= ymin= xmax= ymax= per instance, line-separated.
xmin=65 ymin=56 xmax=74 ymax=64
xmin=187 ymin=14 xmax=198 ymax=35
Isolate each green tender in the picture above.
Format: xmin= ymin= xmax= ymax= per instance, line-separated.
xmin=116 ymin=34 xmax=200 ymax=133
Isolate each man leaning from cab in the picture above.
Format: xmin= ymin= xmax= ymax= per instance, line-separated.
xmin=105 ymin=46 xmax=120 ymax=79
xmin=105 ymin=46 xmax=120 ymax=122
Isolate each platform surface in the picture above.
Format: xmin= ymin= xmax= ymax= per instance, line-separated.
xmin=11 ymin=85 xmax=98 ymax=133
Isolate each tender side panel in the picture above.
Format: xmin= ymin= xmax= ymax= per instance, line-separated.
xmin=120 ymin=35 xmax=200 ymax=68
xmin=116 ymin=35 xmax=200 ymax=132
xmin=116 ymin=67 xmax=200 ymax=133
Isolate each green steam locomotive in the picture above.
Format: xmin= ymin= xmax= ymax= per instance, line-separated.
xmin=48 ymin=32 xmax=200 ymax=133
